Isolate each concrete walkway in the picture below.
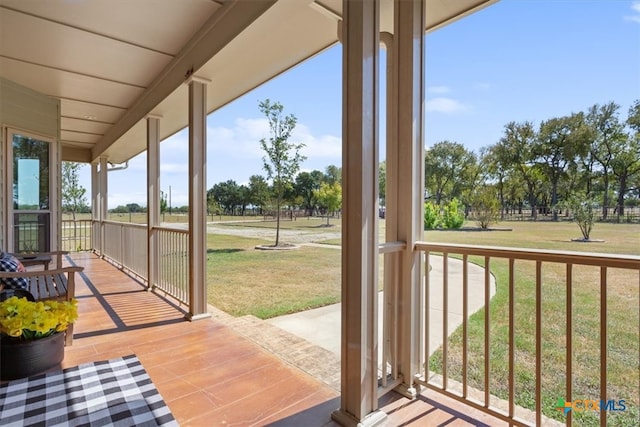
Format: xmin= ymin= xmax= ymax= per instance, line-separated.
xmin=194 ymin=221 xmax=497 ymax=387
xmin=267 ymin=255 xmax=496 ymax=357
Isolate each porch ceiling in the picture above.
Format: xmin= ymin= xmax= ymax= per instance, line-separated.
xmin=0 ymin=0 xmax=498 ymax=164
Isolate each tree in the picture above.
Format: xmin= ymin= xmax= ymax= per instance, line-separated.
xmin=611 ymin=100 xmax=640 ymax=216
xmin=533 ymin=113 xmax=589 ymax=220
xmin=378 ymin=161 xmax=386 ymax=207
xmin=259 ymin=99 xmax=306 ymax=246
xmin=207 ymin=198 xmax=222 ymax=217
xmin=499 ymin=121 xmax=541 ymax=218
xmin=586 ymin=102 xmax=627 ymax=219
xmin=160 ymin=191 xmax=168 ymax=215
xmin=126 ymin=203 xmax=144 ymax=213
xmin=294 ymin=171 xmax=322 ymax=216
xmin=248 ymin=175 xmax=271 ymax=214
xmin=238 ymin=185 xmax=251 ymax=216
xmin=479 ymin=145 xmax=510 ymax=219
xmin=110 ymin=205 xmax=128 ymax=214
xmin=314 ymin=182 xmax=342 ymax=225
xmin=208 ymin=180 xmax=241 ymax=215
xmin=502 ymin=174 xmax=527 ymax=215
xmin=61 ymin=162 xmax=88 ymax=220
xmin=627 ymin=99 xmax=640 ymax=131
xmin=424 ymin=141 xmax=477 ymax=205
xmin=611 ymin=138 xmax=640 ymax=217
xmin=324 ymin=165 xmax=342 ymax=185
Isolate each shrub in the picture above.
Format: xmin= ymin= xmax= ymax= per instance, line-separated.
xmin=442 ymin=198 xmax=465 ymax=229
xmin=470 ymin=187 xmax=500 ymax=229
xmin=564 ymin=193 xmax=596 ymax=240
xmin=424 ymin=202 xmax=440 ymax=230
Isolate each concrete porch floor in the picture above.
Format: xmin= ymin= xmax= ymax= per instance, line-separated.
xmin=55 ymin=252 xmax=507 ymax=426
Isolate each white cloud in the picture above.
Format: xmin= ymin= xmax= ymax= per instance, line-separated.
xmin=207 ymin=117 xmax=269 ymax=158
xmin=427 ymin=85 xmax=451 ymax=94
xmin=206 ymin=117 xmax=341 ymax=160
xmin=426 ymin=97 xmax=469 ymax=113
xmin=625 ymin=1 xmax=640 ymax=22
xmin=96 ymin=117 xmax=342 ymax=205
xmin=158 ymin=134 xmax=189 ymax=175
xmin=293 ymin=124 xmax=342 ymax=159
xmin=161 ymin=133 xmax=188 ymax=153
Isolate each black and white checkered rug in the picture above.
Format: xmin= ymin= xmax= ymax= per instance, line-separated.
xmin=0 ymin=354 xmax=178 ymax=426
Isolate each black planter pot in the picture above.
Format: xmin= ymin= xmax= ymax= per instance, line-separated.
xmin=1 ymin=332 xmax=65 ymax=381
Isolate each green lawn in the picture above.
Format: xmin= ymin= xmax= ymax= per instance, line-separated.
xmin=424 ymin=221 xmax=639 ymax=426
xmin=205 ymin=233 xmax=341 ymax=319
xmin=206 ymin=219 xmax=638 ymax=425
xmin=424 ymin=220 xmax=639 ymax=255
xmin=72 ymin=214 xmax=637 ymax=424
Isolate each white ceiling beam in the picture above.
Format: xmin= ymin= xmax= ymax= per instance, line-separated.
xmin=91 ymin=0 xmax=276 ymax=162
xmin=426 ymin=0 xmax=500 ymax=33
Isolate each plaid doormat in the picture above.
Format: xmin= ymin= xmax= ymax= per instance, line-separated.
xmin=0 ymin=354 xmax=178 ymax=426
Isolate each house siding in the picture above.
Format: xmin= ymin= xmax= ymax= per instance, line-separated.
xmin=0 ymin=78 xmax=60 ymax=251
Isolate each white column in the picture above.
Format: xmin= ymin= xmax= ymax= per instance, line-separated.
xmin=91 ymin=162 xmax=100 ymax=254
xmin=393 ymin=0 xmax=425 ymax=397
xmin=147 ymin=115 xmax=161 ymax=291
xmin=186 ymin=76 xmax=211 ymax=321
xmin=380 ymin=31 xmax=400 ymax=387
xmin=332 ymin=0 xmax=385 ymax=426
xmin=381 ymin=32 xmax=397 ymax=245
xmin=98 ymin=157 xmax=109 ymax=257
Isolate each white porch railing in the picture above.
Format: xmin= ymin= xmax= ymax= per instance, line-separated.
xmin=155 ymin=226 xmax=189 ymax=304
xmin=61 ymin=219 xmax=92 ymax=251
xmin=412 ymin=242 xmax=640 ymax=427
xmin=378 ymin=241 xmax=405 ymax=396
xmin=102 ymin=220 xmax=147 ymax=280
xmin=96 ymin=220 xmax=189 ymax=305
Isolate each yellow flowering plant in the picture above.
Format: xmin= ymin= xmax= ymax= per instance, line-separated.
xmin=0 ymin=296 xmax=78 ymax=341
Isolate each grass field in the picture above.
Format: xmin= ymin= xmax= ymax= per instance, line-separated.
xmin=205 ymin=233 xmax=341 ymax=319
xmin=64 ymin=214 xmax=638 ymax=424
xmin=424 ymin=221 xmax=639 ymax=255
xmin=423 ymin=221 xmax=639 ymax=426
xmin=206 ymin=219 xmax=638 ymax=425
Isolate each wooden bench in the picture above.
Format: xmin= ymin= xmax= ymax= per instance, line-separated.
xmin=0 ymin=251 xmax=83 ymax=346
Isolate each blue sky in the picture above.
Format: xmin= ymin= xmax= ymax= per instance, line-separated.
xmin=80 ymin=0 xmax=640 ymax=208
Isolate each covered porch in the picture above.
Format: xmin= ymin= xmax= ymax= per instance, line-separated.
xmin=1 ymin=0 xmax=639 ymax=426
xmin=61 ymin=251 xmax=507 ymax=426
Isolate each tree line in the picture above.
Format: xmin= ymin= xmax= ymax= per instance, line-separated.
xmin=206 ymin=165 xmax=342 ymax=218
xmin=64 ymin=99 xmax=638 ymax=225
xmin=421 ymin=100 xmax=640 ymax=221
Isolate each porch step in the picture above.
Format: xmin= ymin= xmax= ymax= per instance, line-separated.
xmin=207 ymin=305 xmax=566 ymax=427
xmin=207 ymin=305 xmax=341 ymax=391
